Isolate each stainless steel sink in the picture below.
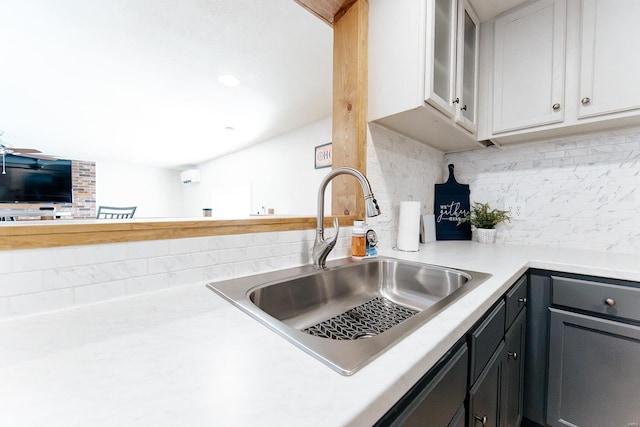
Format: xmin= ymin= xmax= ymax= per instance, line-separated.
xmin=207 ymin=257 xmax=490 ymax=375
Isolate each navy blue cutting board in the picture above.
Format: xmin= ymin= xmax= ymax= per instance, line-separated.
xmin=434 ymin=164 xmax=471 ymax=240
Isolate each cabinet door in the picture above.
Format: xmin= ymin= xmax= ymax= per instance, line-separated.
xmin=426 ymin=0 xmax=457 ymax=117
xmin=547 ymin=308 xmax=640 ymax=427
xmin=502 ymin=309 xmax=526 ymax=427
xmin=492 ymin=0 xmax=566 ymax=133
xmin=469 ymin=341 xmax=505 ymax=427
xmin=578 ymin=0 xmax=640 ymax=118
xmin=454 ymin=0 xmax=479 ymax=132
xmin=377 ymin=343 xmax=468 ymax=427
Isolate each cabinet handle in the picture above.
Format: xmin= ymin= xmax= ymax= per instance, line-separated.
xmin=461 ymin=104 xmax=467 ymax=111
xmin=604 ymin=298 xmax=616 ymax=306
xmin=474 ymin=414 xmax=488 ymax=426
xmin=518 ymin=297 xmax=527 ymax=306
xmin=508 ymin=351 xmax=518 ymax=360
xmin=581 ymin=97 xmax=591 ymax=105
xmin=552 ymin=103 xmax=561 ymax=111
xmin=453 ymin=97 xmax=460 ymax=104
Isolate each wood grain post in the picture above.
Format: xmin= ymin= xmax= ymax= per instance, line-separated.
xmin=331 ymin=0 xmax=368 ymax=219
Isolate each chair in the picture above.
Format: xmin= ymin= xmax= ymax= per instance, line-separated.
xmin=96 ymin=206 xmax=137 ymax=219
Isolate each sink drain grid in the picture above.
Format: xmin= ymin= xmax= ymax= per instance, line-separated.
xmin=302 ymin=297 xmax=418 ymax=340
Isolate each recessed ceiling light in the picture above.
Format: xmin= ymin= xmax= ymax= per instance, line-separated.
xmin=218 ymin=75 xmax=240 ymax=87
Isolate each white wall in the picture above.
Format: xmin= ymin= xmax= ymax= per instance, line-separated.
xmin=445 ymin=127 xmax=640 ymax=254
xmin=180 ymin=116 xmax=332 ymax=218
xmin=96 ymin=162 xmax=182 ymax=218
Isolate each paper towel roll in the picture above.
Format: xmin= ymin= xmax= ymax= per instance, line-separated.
xmin=397 ymin=201 xmax=421 ymax=251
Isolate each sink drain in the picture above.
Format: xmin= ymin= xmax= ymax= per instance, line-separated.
xmin=353 ymin=331 xmax=378 ymax=339
xmin=302 ymin=297 xmax=418 ymax=340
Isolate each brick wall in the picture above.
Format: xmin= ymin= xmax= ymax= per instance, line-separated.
xmin=70 ymin=160 xmax=96 ymax=218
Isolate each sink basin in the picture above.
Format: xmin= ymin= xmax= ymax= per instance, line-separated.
xmin=207 ymin=257 xmax=490 ymax=375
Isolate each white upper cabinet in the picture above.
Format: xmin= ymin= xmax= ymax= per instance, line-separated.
xmin=479 ymin=0 xmax=640 ymax=143
xmin=491 ymin=0 xmax=566 ymax=134
xmin=578 ymin=0 xmax=640 ymax=119
xmin=369 ymin=0 xmax=485 ymax=152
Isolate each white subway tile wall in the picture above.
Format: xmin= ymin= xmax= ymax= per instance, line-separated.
xmin=445 ymin=127 xmax=640 ymax=254
xmin=0 ymin=229 xmax=351 ymax=319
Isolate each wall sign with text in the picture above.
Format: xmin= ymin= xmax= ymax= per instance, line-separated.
xmin=315 ymin=143 xmax=332 ymax=169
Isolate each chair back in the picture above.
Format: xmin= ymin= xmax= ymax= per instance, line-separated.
xmin=96 ymin=206 xmax=137 ymax=219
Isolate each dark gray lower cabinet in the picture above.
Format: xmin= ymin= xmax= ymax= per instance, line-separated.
xmin=469 ymin=341 xmax=505 ymax=427
xmin=523 ymin=271 xmax=552 ymax=425
xmin=376 ymin=275 xmax=528 ymax=427
xmin=375 ymin=342 xmax=468 ymax=427
xmin=468 ymin=309 xmax=527 ymax=427
xmin=502 ymin=310 xmax=526 ymax=427
xmin=469 ymin=276 xmax=527 ymax=427
xmin=546 ymin=308 xmax=640 ymax=427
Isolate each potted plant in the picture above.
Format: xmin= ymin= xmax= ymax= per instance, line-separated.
xmin=458 ymin=202 xmax=511 ymax=243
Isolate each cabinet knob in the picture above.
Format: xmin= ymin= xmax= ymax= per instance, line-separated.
xmin=461 ymin=104 xmax=467 ymax=111
xmin=552 ymin=103 xmax=561 ymax=111
xmin=508 ymin=351 xmax=518 ymax=360
xmin=453 ymin=97 xmax=460 ymax=104
xmin=581 ymin=97 xmax=591 ymax=105
xmin=474 ymin=414 xmax=488 ymax=426
xmin=604 ymin=298 xmax=616 ymax=306
xmin=518 ymin=297 xmax=527 ymax=306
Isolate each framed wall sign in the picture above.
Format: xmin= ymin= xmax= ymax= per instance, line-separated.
xmin=315 ymin=142 xmax=332 ymax=169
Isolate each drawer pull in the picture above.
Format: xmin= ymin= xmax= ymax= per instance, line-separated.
xmin=518 ymin=297 xmax=527 ymax=306
xmin=508 ymin=351 xmax=518 ymax=360
xmin=604 ymin=298 xmax=616 ymax=306
xmin=474 ymin=414 xmax=488 ymax=426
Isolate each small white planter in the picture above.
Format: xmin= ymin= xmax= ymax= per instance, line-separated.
xmin=476 ymin=228 xmax=497 ymax=244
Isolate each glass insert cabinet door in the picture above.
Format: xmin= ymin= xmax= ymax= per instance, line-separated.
xmin=432 ymin=0 xmax=455 ymax=105
xmin=426 ymin=0 xmax=479 ymax=132
xmin=428 ymin=0 xmax=457 ymax=117
xmin=456 ymin=4 xmax=479 ymax=132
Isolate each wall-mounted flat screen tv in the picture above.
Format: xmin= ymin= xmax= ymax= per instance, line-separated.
xmin=0 ymin=154 xmax=73 ymax=203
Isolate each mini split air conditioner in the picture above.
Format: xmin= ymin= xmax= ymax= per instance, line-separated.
xmin=180 ymin=169 xmax=201 ymax=184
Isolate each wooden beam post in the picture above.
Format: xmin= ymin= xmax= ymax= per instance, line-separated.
xmin=331 ymin=0 xmax=368 ymax=219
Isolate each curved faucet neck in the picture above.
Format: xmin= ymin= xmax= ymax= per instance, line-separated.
xmin=313 ymin=167 xmax=380 ymax=268
xmin=316 ymin=167 xmax=373 ymax=230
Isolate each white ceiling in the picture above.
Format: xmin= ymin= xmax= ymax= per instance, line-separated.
xmin=0 ymin=0 xmax=333 ymax=169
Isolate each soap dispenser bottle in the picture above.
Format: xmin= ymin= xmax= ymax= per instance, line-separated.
xmin=351 ymin=220 xmax=366 ymax=258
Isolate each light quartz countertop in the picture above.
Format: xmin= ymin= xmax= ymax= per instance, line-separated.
xmin=1 ymin=242 xmax=639 ymax=427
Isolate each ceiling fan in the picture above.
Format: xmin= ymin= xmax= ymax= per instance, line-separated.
xmin=0 ymin=131 xmax=56 ymax=175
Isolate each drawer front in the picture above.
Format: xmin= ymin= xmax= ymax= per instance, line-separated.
xmin=552 ymin=276 xmax=640 ymax=323
xmin=505 ymin=275 xmax=527 ymax=329
xmin=470 ymin=300 xmax=506 ymax=383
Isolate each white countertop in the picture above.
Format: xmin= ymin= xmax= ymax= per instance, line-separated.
xmin=1 ymin=242 xmax=638 ymax=427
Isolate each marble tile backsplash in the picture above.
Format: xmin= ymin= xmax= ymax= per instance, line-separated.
xmin=445 ymin=127 xmax=640 ymax=254
xmin=366 ymin=123 xmax=445 ymax=250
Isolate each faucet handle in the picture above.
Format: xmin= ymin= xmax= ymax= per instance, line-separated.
xmin=312 ymin=217 xmax=341 ymax=268
xmin=326 ymin=217 xmax=340 ymax=248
